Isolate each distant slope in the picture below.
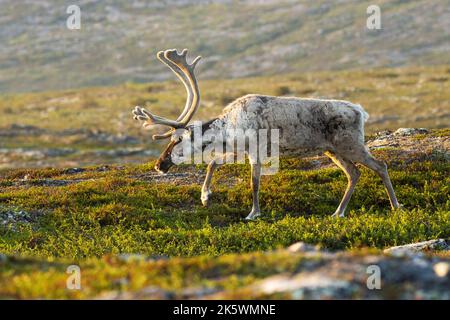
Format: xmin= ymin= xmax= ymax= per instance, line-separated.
xmin=0 ymin=0 xmax=449 ymax=92
xmin=0 ymin=65 xmax=449 ymax=168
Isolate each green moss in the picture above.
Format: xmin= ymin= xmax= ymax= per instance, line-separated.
xmin=0 ymin=146 xmax=448 ymax=260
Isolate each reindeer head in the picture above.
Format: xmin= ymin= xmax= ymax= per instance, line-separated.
xmin=132 ymin=49 xmax=202 ymax=174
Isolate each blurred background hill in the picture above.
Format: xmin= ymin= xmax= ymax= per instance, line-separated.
xmin=0 ymin=0 xmax=449 ymax=93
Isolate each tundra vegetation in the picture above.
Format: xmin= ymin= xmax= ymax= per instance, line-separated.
xmin=0 ymin=66 xmax=449 ymax=298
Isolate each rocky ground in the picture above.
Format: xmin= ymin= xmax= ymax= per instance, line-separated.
xmin=245 ymin=240 xmax=449 ymax=300
xmin=93 ymin=239 xmax=450 ymax=300
xmin=367 ymin=128 xmax=449 ymax=154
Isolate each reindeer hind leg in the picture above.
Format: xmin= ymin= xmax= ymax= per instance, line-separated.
xmin=245 ymin=162 xmax=262 ymax=220
xmin=324 ymin=151 xmax=361 ymax=218
xmin=351 ymin=150 xmax=400 ymax=210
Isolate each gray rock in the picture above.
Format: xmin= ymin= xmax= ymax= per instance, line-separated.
xmin=287 ymin=241 xmax=321 ymax=253
xmin=63 ymin=167 xmax=86 ymax=174
xmin=257 ymin=273 xmax=357 ymax=300
xmin=117 ymin=253 xmax=168 ymax=262
xmin=0 ymin=206 xmax=43 ymax=230
xmin=393 ymin=128 xmax=429 ymax=136
xmin=384 ymin=239 xmax=449 ymax=256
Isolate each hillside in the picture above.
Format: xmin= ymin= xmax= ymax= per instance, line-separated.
xmin=1 ymin=0 xmax=449 ymax=92
xmin=1 ymin=65 xmax=449 ymax=169
xmin=0 ymin=128 xmax=449 ymax=299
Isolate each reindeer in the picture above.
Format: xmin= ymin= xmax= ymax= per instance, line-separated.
xmin=132 ymin=49 xmax=400 ymax=220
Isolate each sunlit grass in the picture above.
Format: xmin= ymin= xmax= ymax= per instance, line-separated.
xmin=0 ymin=143 xmax=448 ymax=259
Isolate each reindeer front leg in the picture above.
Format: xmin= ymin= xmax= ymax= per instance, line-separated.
xmin=245 ymin=162 xmax=261 ymax=220
xmin=201 ymin=159 xmax=222 ymax=206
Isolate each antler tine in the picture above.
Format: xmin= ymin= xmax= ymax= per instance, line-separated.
xmin=132 ymin=106 xmax=183 ymax=129
xmin=165 ymin=49 xmax=202 ymax=77
xmin=179 ymin=48 xmax=201 ymax=68
xmin=152 ymin=130 xmax=174 ymax=140
xmin=164 ymin=49 xmax=202 ymax=126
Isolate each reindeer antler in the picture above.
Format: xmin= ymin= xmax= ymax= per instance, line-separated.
xmin=164 ymin=49 xmax=201 ymax=125
xmin=132 ymin=106 xmax=184 ymax=128
xmin=132 ymin=49 xmax=202 ymax=140
xmin=157 ymin=49 xmax=193 ymax=123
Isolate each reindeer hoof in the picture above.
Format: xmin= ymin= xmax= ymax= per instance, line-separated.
xmin=244 ymin=211 xmax=261 ymax=221
xmin=201 ymin=191 xmax=211 ymax=207
xmin=201 ymin=198 xmax=209 ymax=207
xmin=331 ymin=212 xmax=345 ymax=218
